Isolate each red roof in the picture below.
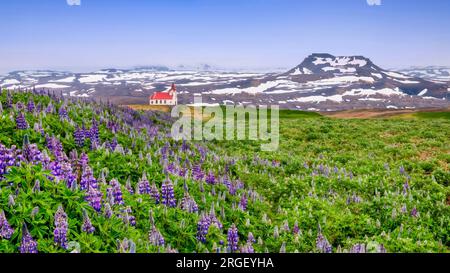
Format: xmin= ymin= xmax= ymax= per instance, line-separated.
xmin=149 ymin=84 xmax=177 ymax=100
xmin=150 ymin=92 xmax=173 ymax=100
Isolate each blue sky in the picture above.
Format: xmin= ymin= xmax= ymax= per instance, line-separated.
xmin=1 ymin=0 xmax=450 ymax=73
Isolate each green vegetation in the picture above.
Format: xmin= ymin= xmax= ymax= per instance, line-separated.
xmin=211 ymin=109 xmax=450 ymax=252
xmin=0 ymin=89 xmax=448 ymax=253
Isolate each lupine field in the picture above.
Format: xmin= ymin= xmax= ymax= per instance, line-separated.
xmin=0 ymin=88 xmax=449 ymax=253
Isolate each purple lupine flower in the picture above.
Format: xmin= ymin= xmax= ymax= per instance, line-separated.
xmin=82 ymin=123 xmax=90 ymax=139
xmin=32 ymin=180 xmax=41 ymax=193
xmin=118 ymin=238 xmax=136 ymax=253
xmin=23 ymin=143 xmax=43 ymax=165
xmin=54 ymin=205 xmax=68 ymax=249
xmin=16 ymin=112 xmax=28 ymax=130
xmin=192 ymin=164 xmax=205 ymax=181
xmin=104 ymin=203 xmax=113 ymax=219
xmin=126 ymin=177 xmax=134 ymax=194
xmin=106 ymin=186 xmax=114 ymax=205
xmin=58 ymin=106 xmax=68 ymax=119
xmin=279 ymin=242 xmax=287 ymax=253
xmin=333 ymin=166 xmax=339 ymax=174
xmin=89 ymin=119 xmax=100 ymax=144
xmin=81 ymin=211 xmax=95 ymax=234
xmin=35 ymin=102 xmax=42 ymax=113
xmin=150 ymin=182 xmax=160 ymax=204
xmin=138 ymin=173 xmax=151 ymax=195
xmin=283 ymin=220 xmax=290 ymax=232
xmin=60 ymin=162 xmax=77 ymax=189
xmin=221 ymin=175 xmax=231 ymax=188
xmin=293 ymin=220 xmax=299 ymax=235
xmin=27 ymin=100 xmax=35 ymax=113
xmin=31 ymin=206 xmax=40 ymax=218
xmin=242 ymin=232 xmax=255 ymax=253
xmin=401 ymin=204 xmax=407 ymax=214
xmin=205 ymin=171 xmax=216 ymax=185
xmin=122 ymin=206 xmax=136 ymax=226
xmin=8 ymin=194 xmax=16 ymax=207
xmin=180 ymin=192 xmax=199 ymax=213
xmin=228 ymin=181 xmax=237 ymax=196
xmin=80 ymin=166 xmax=97 ymax=190
xmin=47 ymin=136 xmax=65 ymax=161
xmin=48 ymin=160 xmax=62 ymax=179
xmin=0 ymin=210 xmax=14 ymax=239
xmin=45 ymin=103 xmax=54 ymax=114
xmin=79 ymin=152 xmax=89 ymax=169
xmin=196 ymin=213 xmax=211 ymax=243
xmin=149 ymin=225 xmax=165 ymax=247
xmin=247 ymin=232 xmax=255 ymax=244
xmin=6 ymin=94 xmax=12 ymax=109
xmin=350 ymin=243 xmax=366 ymax=253
xmin=227 ymin=224 xmax=239 ymax=253
xmin=85 ymin=187 xmax=102 ymax=212
xmin=0 ymin=144 xmax=19 ymax=180
xmin=40 ymin=150 xmax=51 ymax=168
xmin=19 ymin=225 xmax=38 ymax=253
xmin=209 ymin=207 xmax=223 ymax=230
xmin=411 ymin=207 xmax=418 ymax=217
xmin=377 ymin=244 xmax=387 ymax=253
xmin=316 ymin=231 xmax=332 ymax=253
xmin=166 ymin=162 xmax=176 ymax=175
xmin=273 ymin=226 xmax=279 ymax=239
xmin=16 ymin=102 xmax=25 ymax=111
xmin=74 ymin=126 xmax=85 ymax=147
xmin=109 ymin=137 xmax=118 ymax=151
xmin=109 ymin=179 xmax=124 ymax=205
xmin=165 ymin=245 xmax=178 ymax=253
xmin=161 ymin=179 xmax=176 ymax=208
xmin=403 ymin=181 xmax=409 ymax=195
xmin=346 ymin=193 xmax=362 ymax=205
xmin=238 ymin=193 xmax=248 ymax=211
xmin=178 ymin=167 xmax=187 ymax=178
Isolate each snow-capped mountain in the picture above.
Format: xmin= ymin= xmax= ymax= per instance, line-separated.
xmin=0 ymin=54 xmax=449 ymax=111
xmin=197 ymin=54 xmax=449 ymax=110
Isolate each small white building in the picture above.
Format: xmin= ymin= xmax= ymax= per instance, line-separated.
xmin=149 ymin=84 xmax=177 ymax=105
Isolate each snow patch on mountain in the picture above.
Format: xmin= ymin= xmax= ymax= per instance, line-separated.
xmin=1 ymin=79 xmax=20 ymax=86
xmin=312 ymin=56 xmax=367 ymax=67
xmin=289 ymin=95 xmax=344 ymax=103
xmin=35 ymin=83 xmax=70 ymax=89
xmin=286 ymin=88 xmax=405 ymax=104
xmin=418 ymin=89 xmax=428 ymax=96
xmin=79 ymin=74 xmax=108 ymax=83
xmin=309 ymin=76 xmax=375 ymax=86
xmin=342 ymin=88 xmax=405 ymax=97
xmin=208 ymin=80 xmax=287 ymax=95
xmin=50 ymin=76 xmax=76 ymax=83
xmin=383 ymin=71 xmax=411 ymax=79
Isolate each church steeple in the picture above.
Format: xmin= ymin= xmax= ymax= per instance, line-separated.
xmin=169 ymin=83 xmax=176 ymax=95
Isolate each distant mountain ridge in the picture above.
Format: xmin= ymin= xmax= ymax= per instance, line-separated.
xmin=398 ymin=66 xmax=450 ymax=83
xmin=0 ymin=54 xmax=449 ymax=111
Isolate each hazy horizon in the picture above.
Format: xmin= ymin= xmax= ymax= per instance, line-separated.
xmin=1 ymin=0 xmax=450 ymax=74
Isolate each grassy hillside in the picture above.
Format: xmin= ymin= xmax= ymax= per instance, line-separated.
xmin=0 ymin=89 xmax=448 ymax=253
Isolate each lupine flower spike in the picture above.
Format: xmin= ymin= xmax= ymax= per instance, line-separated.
xmin=19 ymin=224 xmax=38 ymax=253
xmin=0 ymin=210 xmax=14 ymax=239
